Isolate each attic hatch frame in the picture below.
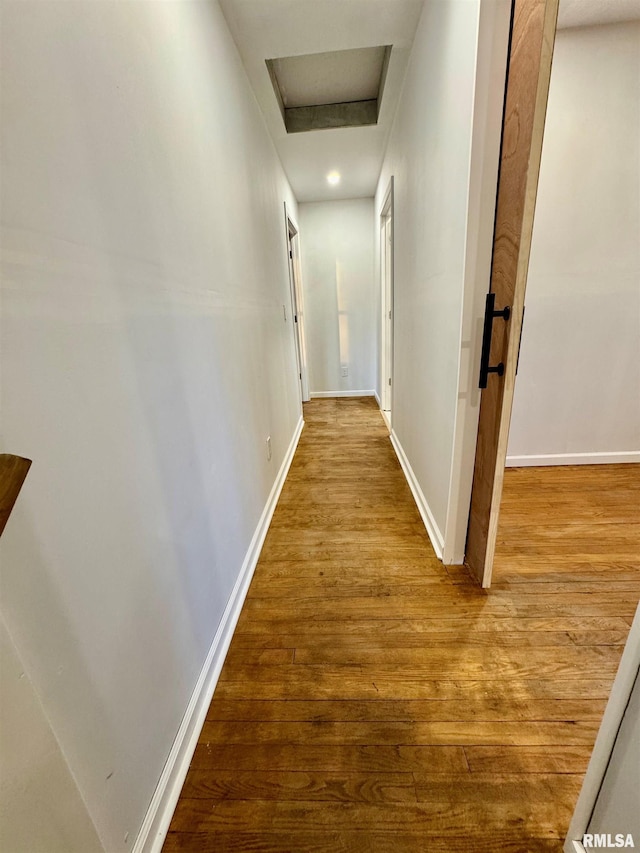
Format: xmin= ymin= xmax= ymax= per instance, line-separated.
xmin=266 ymin=45 xmax=392 ymax=133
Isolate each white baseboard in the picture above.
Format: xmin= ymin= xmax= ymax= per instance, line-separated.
xmin=389 ymin=430 xmax=445 ymax=560
xmin=506 ymin=450 xmax=640 ymax=467
xmin=374 ymin=390 xmax=381 ymax=408
xmin=309 ymin=390 xmax=376 ymax=399
xmin=133 ymin=416 xmax=304 ymax=853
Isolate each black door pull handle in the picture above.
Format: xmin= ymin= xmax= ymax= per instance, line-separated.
xmin=479 ymin=293 xmax=511 ymax=389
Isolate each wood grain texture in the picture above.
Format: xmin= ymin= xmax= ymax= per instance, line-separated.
xmin=168 ymin=798 xmax=572 ymax=838
xmin=0 ymin=454 xmax=31 ymax=537
xmin=165 ymin=397 xmax=640 ymax=851
xmin=163 ymin=832 xmax=563 ymax=853
xmin=466 ymin=0 xmax=560 ymax=586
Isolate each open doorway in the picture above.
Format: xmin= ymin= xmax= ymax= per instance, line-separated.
xmin=284 ymin=205 xmax=310 ymax=404
xmin=494 ymin=11 xmax=640 ymax=575
xmin=465 ymin=0 xmax=558 ymax=586
xmin=466 ymin=0 xmax=639 ymax=588
xmin=379 ymin=178 xmax=394 ymax=429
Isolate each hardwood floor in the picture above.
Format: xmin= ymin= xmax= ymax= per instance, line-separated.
xmin=164 ymin=397 xmax=640 ymax=852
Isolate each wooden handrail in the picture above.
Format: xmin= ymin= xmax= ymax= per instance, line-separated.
xmin=0 ymin=454 xmax=32 ymax=537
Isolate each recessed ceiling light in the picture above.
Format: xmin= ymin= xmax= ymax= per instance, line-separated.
xmin=327 ymin=171 xmax=341 ymax=186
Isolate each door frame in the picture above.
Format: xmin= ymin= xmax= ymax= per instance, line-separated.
xmin=379 ymin=177 xmax=394 ymax=427
xmin=284 ymin=203 xmax=309 ymax=404
xmin=465 ymin=0 xmax=560 ymax=587
xmin=564 ymin=604 xmax=640 ymax=852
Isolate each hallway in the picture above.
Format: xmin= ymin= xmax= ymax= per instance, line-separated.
xmin=164 ymin=398 xmax=637 ymax=852
xmin=3 ymin=0 xmax=640 ymax=848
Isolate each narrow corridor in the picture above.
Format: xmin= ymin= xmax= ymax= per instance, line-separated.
xmin=165 ymin=398 xmax=637 ymax=852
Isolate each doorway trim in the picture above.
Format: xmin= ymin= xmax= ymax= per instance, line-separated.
xmin=284 ymin=203 xmax=310 ymax=404
xmin=465 ymin=0 xmax=559 ymax=586
xmin=564 ymin=603 xmax=640 ymax=852
xmin=379 ymin=177 xmax=394 ymax=429
xmin=441 ymin=0 xmax=513 ymax=566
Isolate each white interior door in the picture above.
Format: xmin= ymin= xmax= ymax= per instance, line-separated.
xmin=384 ymin=215 xmax=392 ymax=411
xmin=286 ymin=215 xmax=309 ymax=403
xmin=465 ymin=0 xmax=558 ymax=587
xmin=380 ymin=179 xmax=394 ymax=422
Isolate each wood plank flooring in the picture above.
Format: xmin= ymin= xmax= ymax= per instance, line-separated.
xmin=165 ymin=397 xmax=640 ymax=852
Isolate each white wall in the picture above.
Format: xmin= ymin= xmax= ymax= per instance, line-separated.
xmin=507 ymin=22 xmax=640 ymax=465
xmin=0 ymin=2 xmax=300 ymax=850
xmin=299 ymin=199 xmax=376 ymax=396
xmin=374 ymin=0 xmax=510 ymax=560
xmin=0 ymin=615 xmax=102 ymax=853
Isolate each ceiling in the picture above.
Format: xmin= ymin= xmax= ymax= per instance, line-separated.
xmin=269 ymin=45 xmax=388 ymax=108
xmin=218 ymin=0 xmax=425 ymax=202
xmin=219 ymin=0 xmax=640 ymax=203
xmin=267 ymin=45 xmax=390 ymax=134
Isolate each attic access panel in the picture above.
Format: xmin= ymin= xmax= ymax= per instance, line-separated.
xmin=266 ymin=45 xmax=392 ymax=133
